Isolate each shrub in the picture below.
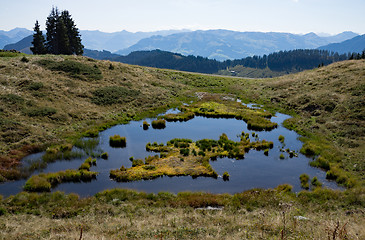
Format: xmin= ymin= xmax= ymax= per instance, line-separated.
xmin=25 ymin=106 xmax=57 ymax=117
xmin=223 ymin=171 xmax=230 ymax=181
xmin=0 ymin=207 xmax=6 ymax=216
xmin=91 ymin=86 xmax=140 ymax=105
xmin=278 ymin=135 xmax=285 ymax=143
xmin=279 ymin=153 xmax=285 ymax=159
xmin=180 ymin=148 xmax=190 ymax=156
xmin=101 ymin=152 xmax=109 ymax=159
xmin=151 ymin=119 xmax=166 ymax=129
xmin=37 ymin=59 xmax=103 ymax=81
xmin=264 ymin=149 xmax=269 ymax=156
xmin=143 ymin=165 xmax=156 ymax=170
xmin=27 ymin=82 xmax=43 ymax=91
xmin=132 ymin=159 xmax=144 ymax=167
xmin=21 ymin=56 xmax=29 ymax=62
xmin=109 ymin=135 xmax=126 ymax=147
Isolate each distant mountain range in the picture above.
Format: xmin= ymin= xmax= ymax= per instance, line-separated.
xmin=114 ymin=30 xmax=359 ymax=60
xmin=0 ymin=28 xmax=32 ymax=49
xmin=80 ymin=29 xmax=191 ymax=52
xmin=1 ymin=28 xmax=360 ymax=61
xmin=317 ymin=34 xmax=365 ymax=54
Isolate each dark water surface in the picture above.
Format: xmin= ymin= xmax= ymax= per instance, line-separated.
xmin=0 ymin=108 xmax=340 ymax=197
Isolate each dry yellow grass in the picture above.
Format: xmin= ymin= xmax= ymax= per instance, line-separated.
xmin=0 ymin=203 xmax=363 ymax=239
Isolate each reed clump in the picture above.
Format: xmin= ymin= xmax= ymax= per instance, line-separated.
xmin=109 ymin=135 xmax=126 ymax=147
xmin=151 ymin=119 xmax=166 ymax=129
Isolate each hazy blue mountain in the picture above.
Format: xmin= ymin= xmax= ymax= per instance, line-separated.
xmin=80 ymin=29 xmax=191 ymax=52
xmin=0 ymin=28 xmax=32 ymax=49
xmin=115 ymin=30 xmax=358 ymax=60
xmin=3 ymin=35 xmax=33 ymax=54
xmin=317 ymin=34 xmax=365 ymax=54
xmin=2 ymin=29 xmax=191 ymax=54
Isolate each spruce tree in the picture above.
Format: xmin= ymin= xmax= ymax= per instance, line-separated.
xmin=45 ymin=7 xmax=59 ymax=54
xmin=30 ymin=20 xmax=47 ymax=54
xmin=44 ymin=7 xmax=83 ymax=55
xmin=55 ymin=18 xmax=71 ymax=55
xmin=61 ymin=10 xmax=84 ymax=55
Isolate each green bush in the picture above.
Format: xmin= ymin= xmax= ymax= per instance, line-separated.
xmin=37 ymin=59 xmax=103 ymax=81
xmin=0 ymin=93 xmax=25 ymax=105
xmin=279 ymin=153 xmax=285 ymax=159
xmin=25 ymin=107 xmax=57 ymax=117
xmin=109 ymin=135 xmax=126 ymax=147
xmin=27 ymin=82 xmax=44 ymax=91
xmin=180 ymin=148 xmax=190 ymax=156
xmin=91 ymin=86 xmax=140 ymax=105
xmin=278 ymin=135 xmax=285 ymax=143
xmin=21 ymin=56 xmax=29 ymax=62
xmin=132 ymin=159 xmax=144 ymax=167
xmin=143 ymin=165 xmax=156 ymax=170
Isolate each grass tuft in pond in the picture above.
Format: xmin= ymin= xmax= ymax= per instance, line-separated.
xmin=311 ymin=176 xmax=322 ymax=188
xmin=299 ymin=174 xmax=310 ymax=189
xmin=109 ymin=135 xmax=126 ymax=148
xmin=142 ymin=121 xmax=150 ymax=130
xmin=223 ymin=171 xmax=230 ymax=181
xmin=151 ymin=119 xmax=166 ymax=129
xmin=101 ymin=152 xmax=109 ymax=159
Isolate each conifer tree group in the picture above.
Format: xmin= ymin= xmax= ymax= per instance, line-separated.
xmin=31 ymin=7 xmax=83 ymax=55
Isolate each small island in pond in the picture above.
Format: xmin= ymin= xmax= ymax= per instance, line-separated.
xmin=110 ymin=133 xmax=273 ymax=182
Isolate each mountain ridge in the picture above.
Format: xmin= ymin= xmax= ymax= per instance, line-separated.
xmin=114 ymin=30 xmax=358 ymax=60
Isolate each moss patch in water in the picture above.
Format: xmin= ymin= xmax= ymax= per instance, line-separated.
xmin=163 ymin=111 xmax=195 ymax=122
xmin=23 ymin=157 xmax=98 ymax=192
xmin=181 ymin=100 xmax=277 ymax=131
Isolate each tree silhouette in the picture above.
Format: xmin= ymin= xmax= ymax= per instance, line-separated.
xmin=30 ymin=20 xmax=47 ymax=54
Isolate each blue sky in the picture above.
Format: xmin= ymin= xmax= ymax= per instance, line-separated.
xmin=1 ymin=0 xmax=364 ymax=34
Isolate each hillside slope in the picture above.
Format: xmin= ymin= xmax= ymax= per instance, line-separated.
xmin=0 ymin=53 xmax=364 ymax=187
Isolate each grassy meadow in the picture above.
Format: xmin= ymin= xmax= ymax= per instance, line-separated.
xmin=0 ymin=52 xmax=364 ymax=239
